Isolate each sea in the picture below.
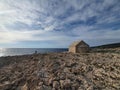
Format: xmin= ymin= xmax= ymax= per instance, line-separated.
xmin=0 ymin=48 xmax=68 ymax=57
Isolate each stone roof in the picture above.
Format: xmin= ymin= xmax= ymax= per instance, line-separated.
xmin=70 ymin=40 xmax=89 ymax=47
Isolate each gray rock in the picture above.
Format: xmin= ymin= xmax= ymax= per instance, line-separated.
xmin=21 ymin=83 xmax=28 ymax=90
xmin=53 ymin=81 xmax=59 ymax=89
xmin=43 ymin=85 xmax=52 ymax=90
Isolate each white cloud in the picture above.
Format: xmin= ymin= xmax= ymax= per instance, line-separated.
xmin=0 ymin=28 xmax=68 ymax=44
xmin=0 ymin=0 xmax=40 ymax=27
xmin=0 ymin=0 xmax=120 ymax=47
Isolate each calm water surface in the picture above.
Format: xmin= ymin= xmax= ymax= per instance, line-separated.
xmin=0 ymin=48 xmax=68 ymax=56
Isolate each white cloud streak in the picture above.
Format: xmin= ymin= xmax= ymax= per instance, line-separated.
xmin=0 ymin=0 xmax=120 ymax=47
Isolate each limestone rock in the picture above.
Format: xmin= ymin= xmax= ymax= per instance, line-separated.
xmin=21 ymin=83 xmax=28 ymax=90
xmin=53 ymin=81 xmax=59 ymax=89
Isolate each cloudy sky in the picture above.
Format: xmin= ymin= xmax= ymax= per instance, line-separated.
xmin=0 ymin=0 xmax=120 ymax=48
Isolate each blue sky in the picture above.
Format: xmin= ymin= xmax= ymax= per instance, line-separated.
xmin=0 ymin=0 xmax=120 ymax=48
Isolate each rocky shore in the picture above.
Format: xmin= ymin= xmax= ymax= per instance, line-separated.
xmin=0 ymin=48 xmax=120 ymax=90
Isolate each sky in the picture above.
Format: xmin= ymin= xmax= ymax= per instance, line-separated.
xmin=0 ymin=0 xmax=120 ymax=48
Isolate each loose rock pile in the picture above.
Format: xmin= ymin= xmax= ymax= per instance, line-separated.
xmin=36 ymin=53 xmax=120 ymax=90
xmin=0 ymin=48 xmax=120 ymax=90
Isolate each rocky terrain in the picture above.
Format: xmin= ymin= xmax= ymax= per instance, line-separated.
xmin=0 ymin=48 xmax=120 ymax=90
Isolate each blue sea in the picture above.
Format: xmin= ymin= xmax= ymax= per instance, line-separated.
xmin=0 ymin=48 xmax=68 ymax=57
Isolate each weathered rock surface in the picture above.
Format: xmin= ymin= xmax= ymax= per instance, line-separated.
xmin=0 ymin=48 xmax=120 ymax=90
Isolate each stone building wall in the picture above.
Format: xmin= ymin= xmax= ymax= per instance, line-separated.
xmin=69 ymin=46 xmax=76 ymax=53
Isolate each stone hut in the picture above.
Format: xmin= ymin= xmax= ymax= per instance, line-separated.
xmin=69 ymin=40 xmax=90 ymax=53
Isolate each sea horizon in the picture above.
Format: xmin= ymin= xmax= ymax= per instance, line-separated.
xmin=0 ymin=48 xmax=68 ymax=57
